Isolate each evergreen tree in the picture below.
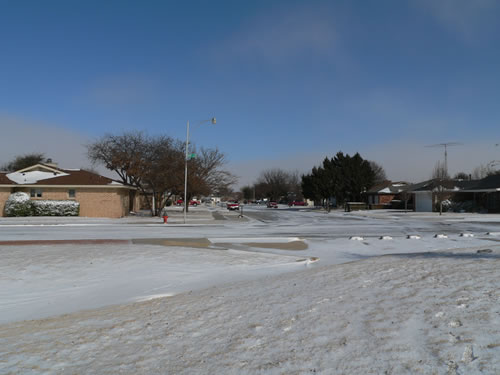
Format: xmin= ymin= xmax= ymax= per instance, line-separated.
xmin=301 ymin=151 xmax=377 ymax=208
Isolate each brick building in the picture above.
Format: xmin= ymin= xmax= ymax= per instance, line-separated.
xmin=366 ymin=181 xmax=408 ymax=206
xmin=0 ymin=164 xmax=137 ymax=218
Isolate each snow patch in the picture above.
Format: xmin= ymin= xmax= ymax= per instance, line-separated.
xmin=462 ymin=345 xmax=475 ymax=364
xmin=407 ymin=235 xmax=421 ymax=239
xmin=349 ymin=236 xmax=364 ymax=241
xmin=379 ymin=235 xmax=393 ymax=240
xmin=6 ymin=170 xmax=69 ymax=184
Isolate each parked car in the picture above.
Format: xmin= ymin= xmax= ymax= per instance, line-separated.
xmin=176 ymin=199 xmax=200 ymax=206
xmin=288 ymin=201 xmax=307 ymax=206
xmin=227 ymin=202 xmax=240 ymax=210
xmin=267 ymin=201 xmax=278 ymax=208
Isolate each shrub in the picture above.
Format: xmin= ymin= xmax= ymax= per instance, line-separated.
xmin=4 ymin=192 xmax=33 ymax=216
xmin=3 ymin=192 xmax=80 ymax=217
xmin=32 ymin=200 xmax=80 ymax=216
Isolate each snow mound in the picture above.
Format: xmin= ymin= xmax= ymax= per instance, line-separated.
xmin=349 ymin=236 xmax=364 ymax=241
xmin=407 ymin=235 xmax=421 ymax=239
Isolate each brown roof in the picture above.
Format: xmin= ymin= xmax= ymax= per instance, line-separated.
xmin=0 ymin=173 xmax=15 ymax=185
xmin=34 ymin=169 xmax=118 ymax=186
xmin=0 ymin=168 xmax=129 ymax=187
xmin=367 ymin=180 xmax=408 ymax=194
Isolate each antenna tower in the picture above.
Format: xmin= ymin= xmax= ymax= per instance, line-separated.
xmin=426 ymin=142 xmax=463 ymax=174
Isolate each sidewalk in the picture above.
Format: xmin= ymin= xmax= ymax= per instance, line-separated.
xmin=0 ymin=206 xmax=250 ymax=231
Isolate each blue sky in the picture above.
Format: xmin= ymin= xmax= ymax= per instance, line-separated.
xmin=1 ymin=0 xmax=500 ymax=186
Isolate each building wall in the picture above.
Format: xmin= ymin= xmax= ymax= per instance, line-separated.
xmin=378 ymin=194 xmax=394 ymax=204
xmin=0 ymin=188 xmax=13 ymax=216
xmin=13 ymin=187 xmax=130 ymax=218
xmin=487 ymin=192 xmax=500 ymax=213
xmin=368 ymin=194 xmax=395 ymax=205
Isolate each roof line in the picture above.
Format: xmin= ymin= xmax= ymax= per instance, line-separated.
xmin=15 ymin=164 xmax=63 ymax=174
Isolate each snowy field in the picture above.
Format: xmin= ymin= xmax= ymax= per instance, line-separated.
xmin=1 ymin=206 xmax=500 ymax=374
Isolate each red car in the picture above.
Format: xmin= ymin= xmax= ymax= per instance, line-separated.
xmin=176 ymin=199 xmax=200 ymax=206
xmin=267 ymin=201 xmax=278 ymax=208
xmin=227 ymin=202 xmax=240 ymax=210
xmin=288 ymin=201 xmax=307 ymax=206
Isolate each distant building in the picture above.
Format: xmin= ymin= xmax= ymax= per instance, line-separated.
xmin=406 ymin=176 xmax=500 ymax=213
xmin=366 ymin=181 xmax=409 ymax=206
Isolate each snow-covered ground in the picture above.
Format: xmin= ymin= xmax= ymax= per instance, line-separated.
xmin=1 ymin=207 xmax=500 ymax=374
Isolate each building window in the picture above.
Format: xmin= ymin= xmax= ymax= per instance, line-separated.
xmin=68 ymin=189 xmax=76 ymax=198
xmin=30 ymin=189 xmax=42 ymax=198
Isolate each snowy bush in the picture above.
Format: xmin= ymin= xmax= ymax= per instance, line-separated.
xmin=4 ymin=192 xmax=33 ymax=216
xmin=441 ymin=199 xmax=453 ymax=211
xmin=3 ymin=192 xmax=79 ymax=217
xmin=32 ymin=200 xmax=80 ymax=216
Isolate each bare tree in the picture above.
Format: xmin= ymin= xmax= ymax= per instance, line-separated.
xmin=87 ymin=132 xmax=235 ymax=215
xmin=190 ymin=147 xmax=237 ymax=198
xmin=472 ymin=163 xmax=499 ymax=179
xmin=432 ymin=160 xmax=450 ymax=180
xmin=369 ymin=161 xmax=387 ymax=185
xmin=257 ymin=168 xmax=293 ymax=201
xmin=87 ymin=132 xmax=149 ymax=186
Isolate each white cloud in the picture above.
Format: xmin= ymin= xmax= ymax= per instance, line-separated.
xmin=85 ymin=75 xmax=159 ymax=107
xmin=417 ymin=0 xmax=498 ymax=42
xmin=218 ymin=5 xmax=338 ymax=63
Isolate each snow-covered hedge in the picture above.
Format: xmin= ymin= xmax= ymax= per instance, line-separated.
xmin=32 ymin=200 xmax=80 ymax=216
xmin=4 ymin=192 xmax=80 ymax=217
xmin=4 ymin=192 xmax=33 ymax=217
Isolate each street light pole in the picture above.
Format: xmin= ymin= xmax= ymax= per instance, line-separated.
xmin=184 ymin=120 xmax=190 ymax=224
xmin=183 ymin=117 xmax=216 ymax=224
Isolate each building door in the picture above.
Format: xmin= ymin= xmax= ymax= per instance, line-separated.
xmin=415 ymin=192 xmax=433 ymax=212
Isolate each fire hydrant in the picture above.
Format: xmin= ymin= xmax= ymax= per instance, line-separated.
xmin=163 ymin=215 xmax=168 ymax=224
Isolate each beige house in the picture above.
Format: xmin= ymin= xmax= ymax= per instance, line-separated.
xmin=0 ymin=164 xmax=137 ymax=218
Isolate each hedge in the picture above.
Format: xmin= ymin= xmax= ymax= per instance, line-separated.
xmin=4 ymin=192 xmax=80 ymax=217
